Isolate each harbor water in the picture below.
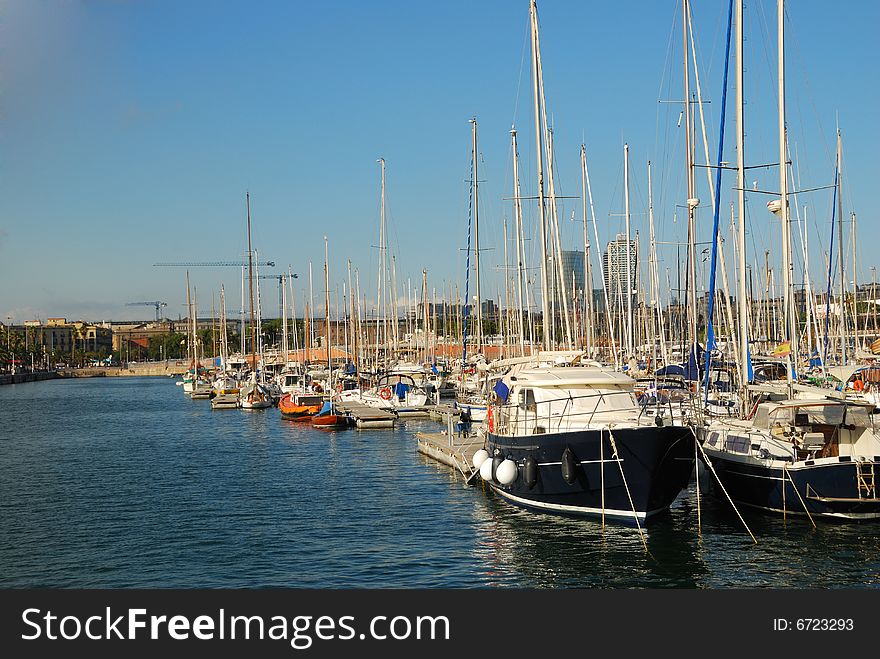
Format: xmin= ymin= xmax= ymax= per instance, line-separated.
xmin=2 ymin=377 xmax=879 ymax=588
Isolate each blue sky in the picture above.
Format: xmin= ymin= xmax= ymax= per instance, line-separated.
xmin=2 ymin=0 xmax=877 ymax=323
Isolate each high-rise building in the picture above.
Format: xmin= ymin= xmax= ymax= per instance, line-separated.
xmin=603 ymin=234 xmax=638 ymax=304
xmin=546 ymin=250 xmax=586 ymax=305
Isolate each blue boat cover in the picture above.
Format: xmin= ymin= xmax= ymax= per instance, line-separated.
xmin=493 ymin=380 xmax=510 ymax=403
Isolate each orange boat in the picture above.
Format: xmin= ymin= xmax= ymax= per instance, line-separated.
xmin=311 ymin=401 xmax=349 ymax=429
xmin=279 ymin=393 xmax=324 ymax=421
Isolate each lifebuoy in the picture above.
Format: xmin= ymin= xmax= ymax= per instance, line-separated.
xmin=487 ymin=406 xmax=495 ymax=433
xmin=379 ymin=387 xmax=392 ymax=400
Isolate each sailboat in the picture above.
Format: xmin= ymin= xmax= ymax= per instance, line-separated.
xmin=696 ymin=0 xmax=880 ymax=520
xmin=453 ymin=116 xmax=489 ymax=422
xmin=311 ymin=236 xmax=348 ymax=428
xmin=238 ymin=192 xmax=273 ymax=410
xmin=211 ymin=285 xmax=241 ymax=409
xmin=188 ymin=283 xmax=213 ymax=399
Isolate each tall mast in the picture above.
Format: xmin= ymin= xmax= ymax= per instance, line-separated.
xmin=324 ymin=236 xmax=332 ymax=382
xmin=624 ymin=142 xmax=634 ymax=358
xmin=836 ymin=131 xmax=846 ymax=363
xmin=580 ymin=144 xmax=594 ymax=355
xmin=211 ymin=292 xmax=217 ymax=362
xmin=186 ymin=270 xmax=193 ymax=367
xmin=193 ymin=286 xmax=199 ymax=368
xmin=683 ymin=0 xmax=698 ymax=354
xmin=648 ymin=160 xmax=668 ymax=368
xmin=545 ymin=127 xmax=573 ymax=349
xmin=220 ymin=284 xmax=228 ymax=369
xmin=347 ymin=259 xmax=355 ymax=371
xmin=422 ymin=269 xmax=429 ymax=364
xmin=502 ymin=219 xmax=510 ymax=359
xmin=391 ymin=254 xmax=399 ymax=358
xmin=470 ymin=117 xmax=483 ymax=355
xmin=511 ymin=127 xmax=527 ymax=357
xmin=288 ymin=268 xmax=299 ymax=358
xmin=239 ymin=266 xmax=245 ymax=355
xmin=529 ymin=0 xmax=551 ymax=349
xmin=246 ymin=192 xmax=257 ymax=371
xmin=377 ymin=158 xmax=387 ymax=368
xmin=852 ymin=212 xmax=858 ymax=351
xmin=281 ymin=280 xmax=289 ymax=363
xmin=736 ymin=0 xmax=749 ymax=393
xmin=777 ymin=0 xmax=795 ymax=381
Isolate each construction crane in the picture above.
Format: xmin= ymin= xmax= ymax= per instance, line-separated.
xmin=258 ymin=273 xmax=298 ymax=319
xmin=126 ymin=301 xmax=168 ymax=322
xmin=153 ymin=260 xmax=275 ymax=267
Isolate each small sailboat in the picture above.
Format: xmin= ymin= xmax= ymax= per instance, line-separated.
xmin=311 ymin=400 xmax=349 ymax=429
xmin=237 ymin=191 xmax=273 ymax=411
xmin=239 ymin=373 xmax=273 ymax=410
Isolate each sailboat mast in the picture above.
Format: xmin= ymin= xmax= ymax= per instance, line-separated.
xmin=736 ymin=0 xmax=749 ymax=394
xmin=246 ymin=192 xmax=257 ymax=371
xmin=377 ymin=158 xmax=387 ymax=369
xmin=511 ymin=127 xmax=527 ymax=357
xmin=324 ymin=236 xmax=332 ymax=383
xmin=281 ymin=281 xmax=289 ymax=363
xmin=193 ymin=286 xmax=199 ymax=368
xmin=529 ymin=0 xmax=551 ymax=350
xmin=777 ymin=0 xmax=795 ymax=380
xmin=836 ymin=131 xmax=846 ymax=363
xmin=470 ymin=117 xmax=483 ymax=355
xmin=422 ymin=269 xmax=429 ymax=364
xmin=580 ymin=145 xmax=594 ymax=356
xmin=186 ymin=270 xmax=193 ymax=368
xmin=852 ymin=212 xmax=859 ymax=350
xmin=624 ymin=142 xmax=634 ymax=359
xmin=347 ymin=259 xmax=354 ymax=371
xmin=392 ymin=254 xmax=399 ymax=358
xmin=683 ymin=0 xmax=698 ymax=355
xmin=220 ymin=284 xmax=228 ymax=369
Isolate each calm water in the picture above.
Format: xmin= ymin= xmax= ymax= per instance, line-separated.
xmin=1 ymin=377 xmax=879 ymax=588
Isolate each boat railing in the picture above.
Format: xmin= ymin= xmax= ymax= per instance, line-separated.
xmin=498 ymin=389 xmax=639 ymax=434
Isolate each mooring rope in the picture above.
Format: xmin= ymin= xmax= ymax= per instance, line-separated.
xmin=607 ymin=428 xmax=650 ymax=555
xmin=783 ymin=464 xmax=817 ymax=528
xmin=690 ymin=427 xmax=758 ymax=544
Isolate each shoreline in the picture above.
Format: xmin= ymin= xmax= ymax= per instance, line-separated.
xmin=0 ymin=362 xmax=190 ymax=385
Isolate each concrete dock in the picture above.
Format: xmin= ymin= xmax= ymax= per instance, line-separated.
xmin=335 ymin=401 xmax=396 ymax=428
xmin=416 ymin=429 xmax=483 ymax=481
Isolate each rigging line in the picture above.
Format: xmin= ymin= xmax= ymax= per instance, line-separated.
xmin=822 ymin=163 xmax=838 ymax=369
xmin=654 ymin=1 xmax=681 ymax=238
xmin=511 ymin=16 xmax=530 ymax=131
xmin=783 ymin=3 xmax=835 ymax=169
xmin=702 ymin=0 xmax=734 ymax=405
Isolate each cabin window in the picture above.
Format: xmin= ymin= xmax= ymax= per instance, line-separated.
xmin=519 ymin=389 xmax=536 ymax=413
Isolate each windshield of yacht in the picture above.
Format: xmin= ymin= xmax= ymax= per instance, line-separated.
xmin=767 ymin=404 xmax=866 ymax=427
xmin=526 ymin=386 xmax=637 ymax=416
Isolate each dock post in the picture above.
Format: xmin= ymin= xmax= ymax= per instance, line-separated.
xmin=447 ymin=412 xmax=454 ymax=447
